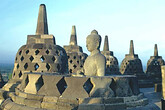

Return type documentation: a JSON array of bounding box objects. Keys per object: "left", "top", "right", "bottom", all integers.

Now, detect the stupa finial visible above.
[
  {"left": 36, "top": 4, "right": 48, "bottom": 35},
  {"left": 154, "top": 44, "right": 158, "bottom": 56},
  {"left": 69, "top": 25, "right": 77, "bottom": 45},
  {"left": 129, "top": 40, "right": 134, "bottom": 55},
  {"left": 103, "top": 35, "right": 109, "bottom": 51}
]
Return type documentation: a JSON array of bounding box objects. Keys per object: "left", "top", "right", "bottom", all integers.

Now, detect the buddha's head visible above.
[{"left": 86, "top": 30, "right": 101, "bottom": 52}]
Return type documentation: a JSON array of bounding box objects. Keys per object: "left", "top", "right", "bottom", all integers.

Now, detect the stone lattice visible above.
[
  {"left": 146, "top": 44, "right": 164, "bottom": 78},
  {"left": 120, "top": 40, "right": 144, "bottom": 75},
  {"left": 63, "top": 26, "right": 87, "bottom": 74},
  {"left": 101, "top": 36, "right": 120, "bottom": 75}
]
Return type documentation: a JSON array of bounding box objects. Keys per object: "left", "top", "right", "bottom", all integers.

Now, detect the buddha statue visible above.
[{"left": 83, "top": 30, "right": 106, "bottom": 76}]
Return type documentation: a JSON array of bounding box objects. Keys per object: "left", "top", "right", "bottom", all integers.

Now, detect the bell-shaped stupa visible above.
[
  {"left": 146, "top": 44, "right": 164, "bottom": 79},
  {"left": 120, "top": 40, "right": 144, "bottom": 75},
  {"left": 2, "top": 4, "right": 68, "bottom": 92},
  {"left": 63, "top": 26, "right": 87, "bottom": 74},
  {"left": 101, "top": 36, "right": 120, "bottom": 75}
]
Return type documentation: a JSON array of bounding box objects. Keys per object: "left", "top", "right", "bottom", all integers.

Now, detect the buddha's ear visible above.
[{"left": 96, "top": 41, "right": 100, "bottom": 50}]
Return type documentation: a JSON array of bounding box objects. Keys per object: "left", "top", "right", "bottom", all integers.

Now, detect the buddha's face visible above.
[{"left": 86, "top": 37, "right": 98, "bottom": 52}]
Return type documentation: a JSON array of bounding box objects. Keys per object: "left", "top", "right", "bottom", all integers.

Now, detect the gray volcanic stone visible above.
[
  {"left": 101, "top": 36, "right": 120, "bottom": 75},
  {"left": 62, "top": 77, "right": 89, "bottom": 99}
]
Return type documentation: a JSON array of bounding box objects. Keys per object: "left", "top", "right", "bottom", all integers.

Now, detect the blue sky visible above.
[{"left": 0, "top": 0, "right": 165, "bottom": 69}]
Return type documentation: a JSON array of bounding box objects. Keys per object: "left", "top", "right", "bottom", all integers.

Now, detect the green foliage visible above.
[{"left": 8, "top": 73, "right": 12, "bottom": 80}]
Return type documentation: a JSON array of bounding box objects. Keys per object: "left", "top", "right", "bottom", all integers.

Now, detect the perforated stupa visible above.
[{"left": 101, "top": 36, "right": 120, "bottom": 75}]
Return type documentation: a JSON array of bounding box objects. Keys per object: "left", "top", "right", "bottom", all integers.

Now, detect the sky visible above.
[{"left": 0, "top": 0, "right": 165, "bottom": 69}]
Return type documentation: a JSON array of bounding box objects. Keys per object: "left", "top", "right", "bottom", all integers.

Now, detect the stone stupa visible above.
[
  {"left": 0, "top": 72, "right": 4, "bottom": 88},
  {"left": 120, "top": 40, "right": 144, "bottom": 75},
  {"left": 101, "top": 36, "right": 120, "bottom": 75},
  {"left": 2, "top": 4, "right": 68, "bottom": 92},
  {"left": 63, "top": 26, "right": 87, "bottom": 75},
  {"left": 146, "top": 44, "right": 164, "bottom": 80}
]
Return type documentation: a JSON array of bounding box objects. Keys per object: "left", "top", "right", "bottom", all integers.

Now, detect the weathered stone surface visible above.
[
  {"left": 114, "top": 77, "right": 133, "bottom": 97},
  {"left": 24, "top": 99, "right": 41, "bottom": 108},
  {"left": 58, "top": 97, "right": 78, "bottom": 105},
  {"left": 62, "top": 77, "right": 89, "bottom": 98},
  {"left": 84, "top": 30, "right": 106, "bottom": 76},
  {"left": 15, "top": 95, "right": 25, "bottom": 105},
  {"left": 105, "top": 103, "right": 126, "bottom": 110},
  {"left": 41, "top": 102, "right": 58, "bottom": 109},
  {"left": 78, "top": 104, "right": 105, "bottom": 110},
  {"left": 90, "top": 77, "right": 114, "bottom": 97},
  {"left": 104, "top": 97, "right": 124, "bottom": 104},
  {"left": 36, "top": 4, "right": 48, "bottom": 35},
  {"left": 154, "top": 83, "right": 162, "bottom": 92},
  {"left": 43, "top": 96, "right": 58, "bottom": 102},
  {"left": 38, "top": 75, "right": 62, "bottom": 96},
  {"left": 79, "top": 97, "right": 103, "bottom": 104},
  {"left": 24, "top": 74, "right": 41, "bottom": 94}
]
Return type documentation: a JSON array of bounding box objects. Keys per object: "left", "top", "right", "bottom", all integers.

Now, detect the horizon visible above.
[{"left": 0, "top": 0, "right": 165, "bottom": 67}]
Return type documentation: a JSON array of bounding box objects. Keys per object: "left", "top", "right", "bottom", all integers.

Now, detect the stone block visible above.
[
  {"left": 19, "top": 90, "right": 28, "bottom": 98},
  {"left": 38, "top": 75, "right": 62, "bottom": 96},
  {"left": 125, "top": 98, "right": 148, "bottom": 107},
  {"left": 58, "top": 97, "right": 78, "bottom": 105},
  {"left": 79, "top": 97, "right": 103, "bottom": 104},
  {"left": 26, "top": 93, "right": 44, "bottom": 101},
  {"left": 154, "top": 83, "right": 162, "bottom": 92},
  {"left": 15, "top": 96, "right": 25, "bottom": 105},
  {"left": 62, "top": 77, "right": 89, "bottom": 99},
  {"left": 78, "top": 104, "right": 105, "bottom": 110},
  {"left": 9, "top": 92, "right": 16, "bottom": 102},
  {"left": 41, "top": 102, "right": 58, "bottom": 109},
  {"left": 90, "top": 77, "right": 114, "bottom": 97},
  {"left": 105, "top": 103, "right": 126, "bottom": 110},
  {"left": 24, "top": 99, "right": 41, "bottom": 108},
  {"left": 104, "top": 97, "right": 124, "bottom": 104},
  {"left": 43, "top": 96, "right": 58, "bottom": 102}
]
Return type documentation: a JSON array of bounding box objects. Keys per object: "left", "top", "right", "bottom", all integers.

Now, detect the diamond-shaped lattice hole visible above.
[
  {"left": 24, "top": 63, "right": 28, "bottom": 70},
  {"left": 73, "top": 56, "right": 76, "bottom": 59},
  {"left": 52, "top": 56, "right": 55, "bottom": 62},
  {"left": 34, "top": 63, "right": 39, "bottom": 70},
  {"left": 17, "top": 64, "right": 19, "bottom": 69},
  {"left": 67, "top": 56, "right": 70, "bottom": 59},
  {"left": 77, "top": 61, "right": 79, "bottom": 64},
  {"left": 40, "top": 56, "right": 45, "bottom": 62},
  {"left": 56, "top": 77, "right": 67, "bottom": 95},
  {"left": 80, "top": 65, "right": 83, "bottom": 68},
  {"left": 73, "top": 65, "right": 77, "bottom": 69},
  {"left": 45, "top": 50, "right": 49, "bottom": 54},
  {"left": 69, "top": 69, "right": 72, "bottom": 73},
  {"left": 15, "top": 57, "right": 17, "bottom": 61},
  {"left": 35, "top": 76, "right": 44, "bottom": 92},
  {"left": 46, "top": 63, "right": 50, "bottom": 71},
  {"left": 35, "top": 50, "right": 40, "bottom": 55},
  {"left": 26, "top": 50, "right": 29, "bottom": 54},
  {"left": 19, "top": 71, "right": 22, "bottom": 78},
  {"left": 19, "top": 50, "right": 22, "bottom": 55},
  {"left": 83, "top": 78, "right": 93, "bottom": 94},
  {"left": 29, "top": 56, "right": 34, "bottom": 62},
  {"left": 70, "top": 60, "right": 73, "bottom": 63},
  {"left": 20, "top": 56, "right": 24, "bottom": 61}
]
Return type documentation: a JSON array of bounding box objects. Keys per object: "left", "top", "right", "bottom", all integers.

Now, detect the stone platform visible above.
[{"left": 0, "top": 73, "right": 148, "bottom": 110}]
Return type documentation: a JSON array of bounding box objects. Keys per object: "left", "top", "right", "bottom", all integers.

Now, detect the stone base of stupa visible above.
[{"left": 0, "top": 73, "right": 150, "bottom": 110}]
